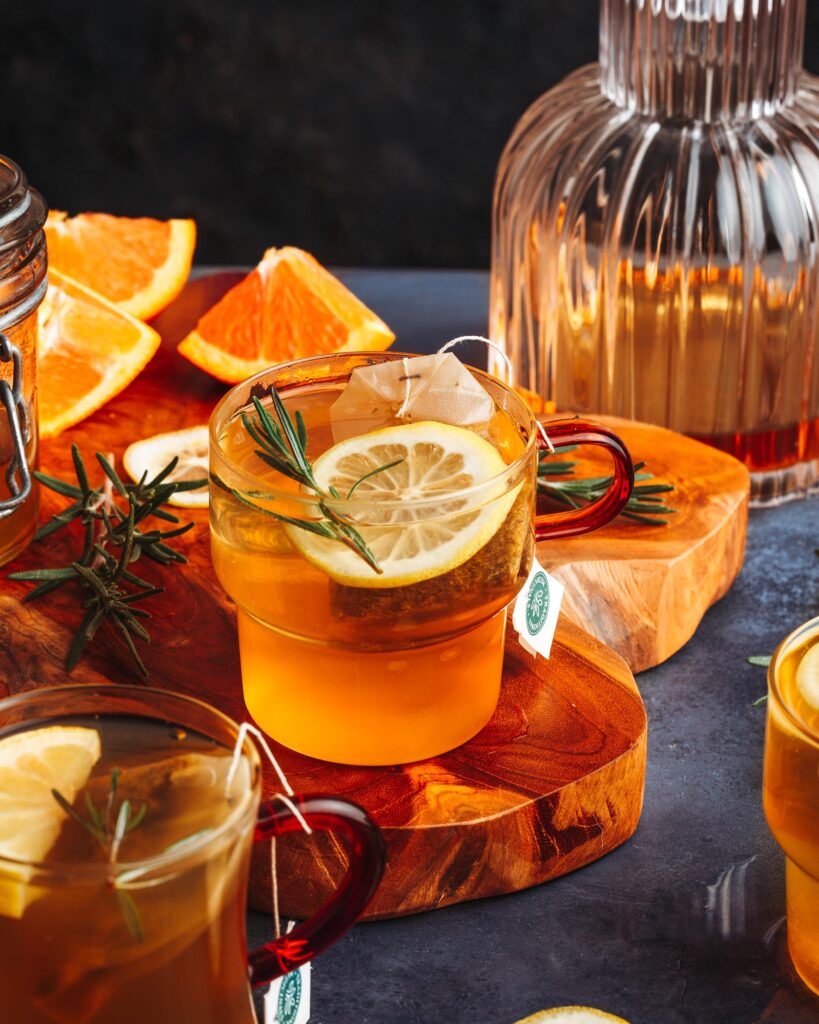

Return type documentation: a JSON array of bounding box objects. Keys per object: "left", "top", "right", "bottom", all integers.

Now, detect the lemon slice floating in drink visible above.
[
  {"left": 0, "top": 726, "right": 101, "bottom": 917},
  {"left": 515, "top": 1009, "right": 631, "bottom": 1023},
  {"left": 795, "top": 641, "right": 819, "bottom": 711},
  {"left": 123, "top": 425, "right": 209, "bottom": 508},
  {"left": 286, "top": 420, "right": 519, "bottom": 588}
]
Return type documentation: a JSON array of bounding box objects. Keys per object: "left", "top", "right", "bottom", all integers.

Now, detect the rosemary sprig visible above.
[
  {"left": 52, "top": 769, "right": 147, "bottom": 942},
  {"left": 8, "top": 446, "right": 206, "bottom": 677},
  {"left": 747, "top": 654, "right": 772, "bottom": 707},
  {"left": 538, "top": 447, "right": 677, "bottom": 526},
  {"left": 234, "top": 385, "right": 402, "bottom": 573}
]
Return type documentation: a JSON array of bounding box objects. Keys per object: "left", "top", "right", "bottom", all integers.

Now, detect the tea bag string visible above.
[
  {"left": 227, "top": 722, "right": 313, "bottom": 941},
  {"left": 437, "top": 335, "right": 514, "bottom": 383}
]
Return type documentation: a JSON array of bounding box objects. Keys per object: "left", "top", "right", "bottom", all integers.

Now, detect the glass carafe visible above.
[{"left": 490, "top": 0, "right": 819, "bottom": 505}]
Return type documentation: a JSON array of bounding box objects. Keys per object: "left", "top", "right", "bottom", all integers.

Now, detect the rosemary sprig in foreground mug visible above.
[
  {"left": 8, "top": 446, "right": 206, "bottom": 677},
  {"left": 52, "top": 767, "right": 147, "bottom": 942}
]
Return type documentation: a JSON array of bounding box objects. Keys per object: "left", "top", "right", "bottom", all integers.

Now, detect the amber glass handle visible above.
[
  {"left": 535, "top": 418, "right": 634, "bottom": 541},
  {"left": 248, "top": 795, "right": 385, "bottom": 986}
]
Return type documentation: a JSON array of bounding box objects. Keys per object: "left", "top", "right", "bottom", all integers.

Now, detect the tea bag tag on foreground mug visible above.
[
  {"left": 264, "top": 922, "right": 312, "bottom": 1024},
  {"left": 512, "top": 555, "right": 564, "bottom": 660}
]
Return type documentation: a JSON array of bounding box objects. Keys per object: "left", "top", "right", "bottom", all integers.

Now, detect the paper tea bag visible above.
[{"left": 330, "top": 352, "right": 495, "bottom": 442}]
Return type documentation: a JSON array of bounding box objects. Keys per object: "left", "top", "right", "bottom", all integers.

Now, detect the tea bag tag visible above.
[
  {"left": 512, "top": 555, "right": 564, "bottom": 659},
  {"left": 264, "top": 922, "right": 312, "bottom": 1024}
]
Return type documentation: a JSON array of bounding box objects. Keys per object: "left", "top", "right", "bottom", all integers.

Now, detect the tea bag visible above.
[{"left": 330, "top": 351, "right": 496, "bottom": 442}]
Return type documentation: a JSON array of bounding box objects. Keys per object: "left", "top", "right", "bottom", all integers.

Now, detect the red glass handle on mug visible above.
[
  {"left": 248, "top": 795, "right": 385, "bottom": 985},
  {"left": 535, "top": 418, "right": 634, "bottom": 541}
]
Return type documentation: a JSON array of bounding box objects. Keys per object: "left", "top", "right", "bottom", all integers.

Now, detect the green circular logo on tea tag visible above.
[
  {"left": 277, "top": 971, "right": 302, "bottom": 1024},
  {"left": 525, "top": 571, "right": 549, "bottom": 635}
]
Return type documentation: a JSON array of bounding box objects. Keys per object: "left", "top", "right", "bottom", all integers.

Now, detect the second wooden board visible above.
[{"left": 537, "top": 415, "right": 749, "bottom": 673}]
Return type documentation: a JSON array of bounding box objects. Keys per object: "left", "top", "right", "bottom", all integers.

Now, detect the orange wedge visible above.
[
  {"left": 38, "top": 269, "right": 162, "bottom": 439},
  {"left": 177, "top": 246, "right": 394, "bottom": 383},
  {"left": 45, "top": 211, "right": 196, "bottom": 320}
]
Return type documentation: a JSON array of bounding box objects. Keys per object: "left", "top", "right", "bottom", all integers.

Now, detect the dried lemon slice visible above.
[
  {"left": 516, "top": 1009, "right": 631, "bottom": 1023},
  {"left": 285, "top": 420, "right": 518, "bottom": 588},
  {"left": 123, "top": 425, "right": 209, "bottom": 508},
  {"left": 0, "top": 726, "right": 101, "bottom": 917}
]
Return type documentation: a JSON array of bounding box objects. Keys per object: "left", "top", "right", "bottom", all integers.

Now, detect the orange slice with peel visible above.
[
  {"left": 45, "top": 211, "right": 196, "bottom": 320},
  {"left": 177, "top": 246, "right": 395, "bottom": 383},
  {"left": 38, "top": 269, "right": 162, "bottom": 439}
]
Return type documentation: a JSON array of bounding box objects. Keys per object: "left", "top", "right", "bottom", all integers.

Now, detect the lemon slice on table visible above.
[
  {"left": 0, "top": 726, "right": 101, "bottom": 917},
  {"left": 123, "top": 425, "right": 210, "bottom": 508},
  {"left": 285, "top": 420, "right": 518, "bottom": 588},
  {"left": 515, "top": 1009, "right": 631, "bottom": 1023}
]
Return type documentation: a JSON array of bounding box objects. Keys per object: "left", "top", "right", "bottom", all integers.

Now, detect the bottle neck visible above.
[{"left": 599, "top": 0, "right": 805, "bottom": 122}]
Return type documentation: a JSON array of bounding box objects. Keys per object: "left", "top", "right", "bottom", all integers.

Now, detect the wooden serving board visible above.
[
  {"left": 0, "top": 271, "right": 649, "bottom": 919},
  {"left": 538, "top": 416, "right": 750, "bottom": 673}
]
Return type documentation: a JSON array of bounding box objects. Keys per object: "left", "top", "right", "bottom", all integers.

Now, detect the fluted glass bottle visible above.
[{"left": 490, "top": 0, "right": 819, "bottom": 505}]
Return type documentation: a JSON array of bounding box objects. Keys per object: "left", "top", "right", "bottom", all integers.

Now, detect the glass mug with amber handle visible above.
[
  {"left": 0, "top": 685, "right": 386, "bottom": 1024},
  {"left": 211, "top": 352, "right": 633, "bottom": 766}
]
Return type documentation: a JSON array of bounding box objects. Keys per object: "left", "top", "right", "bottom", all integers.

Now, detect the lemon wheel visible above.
[
  {"left": 516, "top": 1008, "right": 631, "bottom": 1024},
  {"left": 284, "top": 420, "right": 519, "bottom": 588},
  {"left": 0, "top": 726, "right": 101, "bottom": 917},
  {"left": 123, "top": 425, "right": 210, "bottom": 508}
]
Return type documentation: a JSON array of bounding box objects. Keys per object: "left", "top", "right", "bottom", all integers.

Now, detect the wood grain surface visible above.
[
  {"left": 0, "top": 271, "right": 651, "bottom": 918},
  {"left": 538, "top": 416, "right": 750, "bottom": 673}
]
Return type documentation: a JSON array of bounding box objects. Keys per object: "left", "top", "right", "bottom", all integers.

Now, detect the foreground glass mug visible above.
[
  {"left": 210, "top": 352, "right": 633, "bottom": 765},
  {"left": 0, "top": 685, "right": 385, "bottom": 1024},
  {"left": 763, "top": 616, "right": 819, "bottom": 995}
]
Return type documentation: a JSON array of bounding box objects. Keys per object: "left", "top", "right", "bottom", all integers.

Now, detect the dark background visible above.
[{"left": 6, "top": 1, "right": 819, "bottom": 269}]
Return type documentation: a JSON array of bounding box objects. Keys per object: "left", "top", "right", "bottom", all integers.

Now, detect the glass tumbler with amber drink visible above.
[
  {"left": 0, "top": 685, "right": 384, "bottom": 1024},
  {"left": 764, "top": 615, "right": 819, "bottom": 995},
  {"left": 210, "top": 351, "right": 632, "bottom": 765}
]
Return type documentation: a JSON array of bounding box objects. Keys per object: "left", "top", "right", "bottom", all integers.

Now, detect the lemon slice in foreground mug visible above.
[
  {"left": 0, "top": 726, "right": 101, "bottom": 917},
  {"left": 516, "top": 1009, "right": 631, "bottom": 1023},
  {"left": 285, "top": 420, "right": 518, "bottom": 588},
  {"left": 123, "top": 425, "right": 210, "bottom": 508}
]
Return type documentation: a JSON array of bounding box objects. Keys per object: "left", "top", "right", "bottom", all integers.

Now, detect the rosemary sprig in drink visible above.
[
  {"left": 234, "top": 385, "right": 401, "bottom": 573},
  {"left": 538, "top": 447, "right": 677, "bottom": 526},
  {"left": 52, "top": 768, "right": 148, "bottom": 942},
  {"left": 8, "top": 447, "right": 206, "bottom": 677}
]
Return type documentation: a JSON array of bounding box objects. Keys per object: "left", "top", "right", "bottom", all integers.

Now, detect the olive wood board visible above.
[
  {"left": 538, "top": 414, "right": 750, "bottom": 673},
  {"left": 0, "top": 270, "right": 649, "bottom": 919}
]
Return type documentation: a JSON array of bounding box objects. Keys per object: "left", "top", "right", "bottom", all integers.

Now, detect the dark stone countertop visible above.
[{"left": 247, "top": 268, "right": 819, "bottom": 1024}]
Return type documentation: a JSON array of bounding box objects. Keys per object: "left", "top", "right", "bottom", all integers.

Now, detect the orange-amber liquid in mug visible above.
[
  {"left": 763, "top": 627, "right": 819, "bottom": 995},
  {"left": 0, "top": 715, "right": 256, "bottom": 1024},
  {"left": 211, "top": 385, "right": 533, "bottom": 765}
]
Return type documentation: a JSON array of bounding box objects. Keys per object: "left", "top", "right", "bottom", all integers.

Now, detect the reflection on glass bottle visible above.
[{"left": 490, "top": 0, "right": 819, "bottom": 505}]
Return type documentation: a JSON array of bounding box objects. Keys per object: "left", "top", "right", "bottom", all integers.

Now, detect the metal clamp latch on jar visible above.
[{"left": 0, "top": 330, "right": 31, "bottom": 514}]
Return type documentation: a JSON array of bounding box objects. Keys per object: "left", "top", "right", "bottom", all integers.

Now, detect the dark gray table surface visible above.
[{"left": 245, "top": 269, "right": 819, "bottom": 1024}]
